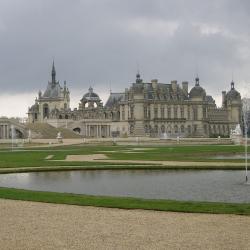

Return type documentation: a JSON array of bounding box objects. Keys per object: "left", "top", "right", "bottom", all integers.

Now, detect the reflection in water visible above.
[{"left": 0, "top": 170, "right": 249, "bottom": 203}]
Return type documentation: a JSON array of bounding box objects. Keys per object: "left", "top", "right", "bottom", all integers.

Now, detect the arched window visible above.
[
  {"left": 167, "top": 125, "right": 171, "bottom": 134},
  {"left": 180, "top": 125, "right": 185, "bottom": 133},
  {"left": 73, "top": 127, "right": 81, "bottom": 134},
  {"left": 161, "top": 125, "right": 165, "bottom": 133},
  {"left": 117, "top": 111, "right": 120, "bottom": 120},
  {"left": 154, "top": 125, "right": 158, "bottom": 133},
  {"left": 174, "top": 125, "right": 178, "bottom": 133},
  {"left": 43, "top": 104, "right": 49, "bottom": 119}
]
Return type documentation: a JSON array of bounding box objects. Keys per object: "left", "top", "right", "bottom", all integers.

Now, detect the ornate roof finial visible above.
[
  {"left": 195, "top": 75, "right": 200, "bottom": 86},
  {"left": 231, "top": 81, "right": 235, "bottom": 90},
  {"left": 89, "top": 86, "right": 93, "bottom": 93}
]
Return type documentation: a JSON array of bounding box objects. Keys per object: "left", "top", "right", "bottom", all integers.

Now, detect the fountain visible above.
[{"left": 28, "top": 129, "right": 32, "bottom": 143}]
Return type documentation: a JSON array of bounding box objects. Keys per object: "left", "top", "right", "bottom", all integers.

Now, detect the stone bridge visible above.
[{"left": 0, "top": 118, "right": 27, "bottom": 139}]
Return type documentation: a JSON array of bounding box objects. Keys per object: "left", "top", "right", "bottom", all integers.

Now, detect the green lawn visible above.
[
  {"left": 0, "top": 187, "right": 249, "bottom": 215},
  {"left": 0, "top": 144, "right": 247, "bottom": 170},
  {"left": 0, "top": 144, "right": 249, "bottom": 215}
]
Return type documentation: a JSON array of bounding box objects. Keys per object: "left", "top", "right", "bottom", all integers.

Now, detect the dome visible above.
[
  {"left": 81, "top": 87, "right": 101, "bottom": 101},
  {"left": 189, "top": 77, "right": 206, "bottom": 98},
  {"left": 189, "top": 85, "right": 206, "bottom": 98},
  {"left": 226, "top": 82, "right": 241, "bottom": 101}
]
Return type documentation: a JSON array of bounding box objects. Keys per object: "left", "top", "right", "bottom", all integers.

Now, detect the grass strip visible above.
[
  {"left": 0, "top": 187, "right": 249, "bottom": 215},
  {"left": 0, "top": 164, "right": 246, "bottom": 174}
]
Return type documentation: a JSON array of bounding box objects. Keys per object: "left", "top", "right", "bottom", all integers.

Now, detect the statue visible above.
[{"left": 56, "top": 131, "right": 63, "bottom": 143}]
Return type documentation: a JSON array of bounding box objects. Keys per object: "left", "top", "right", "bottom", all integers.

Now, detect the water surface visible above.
[{"left": 0, "top": 170, "right": 249, "bottom": 203}]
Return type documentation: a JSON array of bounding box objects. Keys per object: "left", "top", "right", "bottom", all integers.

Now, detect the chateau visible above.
[{"left": 28, "top": 62, "right": 242, "bottom": 138}]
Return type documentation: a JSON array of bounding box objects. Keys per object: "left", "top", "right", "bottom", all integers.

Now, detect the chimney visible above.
[
  {"left": 171, "top": 80, "right": 177, "bottom": 92},
  {"left": 151, "top": 79, "right": 158, "bottom": 89},
  {"left": 182, "top": 81, "right": 188, "bottom": 95}
]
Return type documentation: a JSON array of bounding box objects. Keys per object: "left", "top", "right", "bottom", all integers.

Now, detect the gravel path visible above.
[
  {"left": 1, "top": 199, "right": 250, "bottom": 250},
  {"left": 64, "top": 154, "right": 246, "bottom": 167}
]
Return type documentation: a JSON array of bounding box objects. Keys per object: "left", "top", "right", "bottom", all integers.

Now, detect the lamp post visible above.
[
  {"left": 244, "top": 116, "right": 248, "bottom": 183},
  {"left": 242, "top": 98, "right": 249, "bottom": 183}
]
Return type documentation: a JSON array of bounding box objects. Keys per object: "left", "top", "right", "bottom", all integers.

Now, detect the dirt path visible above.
[
  {"left": 0, "top": 199, "right": 249, "bottom": 250},
  {"left": 64, "top": 154, "right": 246, "bottom": 167}
]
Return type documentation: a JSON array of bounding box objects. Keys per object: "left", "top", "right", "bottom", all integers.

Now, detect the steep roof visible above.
[{"left": 105, "top": 93, "right": 125, "bottom": 108}]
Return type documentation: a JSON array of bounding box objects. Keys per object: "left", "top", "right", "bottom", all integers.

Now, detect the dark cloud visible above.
[{"left": 0, "top": 0, "right": 249, "bottom": 107}]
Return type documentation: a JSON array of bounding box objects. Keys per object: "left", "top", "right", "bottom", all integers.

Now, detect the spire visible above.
[
  {"left": 52, "top": 60, "right": 56, "bottom": 84},
  {"left": 195, "top": 75, "right": 200, "bottom": 86}
]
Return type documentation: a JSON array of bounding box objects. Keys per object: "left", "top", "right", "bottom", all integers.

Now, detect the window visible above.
[
  {"left": 167, "top": 107, "right": 171, "bottom": 118},
  {"left": 180, "top": 125, "right": 185, "bottom": 133},
  {"left": 194, "top": 125, "right": 197, "bottom": 132},
  {"left": 203, "top": 107, "right": 206, "bottom": 119},
  {"left": 161, "top": 125, "right": 165, "bottom": 133},
  {"left": 174, "top": 106, "right": 178, "bottom": 119},
  {"left": 144, "top": 107, "right": 147, "bottom": 118},
  {"left": 204, "top": 124, "right": 207, "bottom": 133},
  {"left": 43, "top": 103, "right": 49, "bottom": 119},
  {"left": 193, "top": 107, "right": 198, "bottom": 120},
  {"left": 161, "top": 107, "right": 164, "bottom": 118},
  {"left": 122, "top": 106, "right": 125, "bottom": 120},
  {"left": 130, "top": 106, "right": 134, "bottom": 119},
  {"left": 167, "top": 125, "right": 171, "bottom": 134},
  {"left": 174, "top": 125, "right": 178, "bottom": 133},
  {"left": 180, "top": 106, "right": 184, "bottom": 119},
  {"left": 154, "top": 107, "right": 158, "bottom": 118},
  {"left": 154, "top": 125, "right": 158, "bottom": 133},
  {"left": 187, "top": 106, "right": 190, "bottom": 120}
]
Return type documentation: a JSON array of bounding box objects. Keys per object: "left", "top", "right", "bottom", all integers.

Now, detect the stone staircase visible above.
[{"left": 133, "top": 121, "right": 145, "bottom": 136}]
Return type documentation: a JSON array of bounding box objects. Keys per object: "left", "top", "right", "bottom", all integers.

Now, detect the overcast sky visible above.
[{"left": 0, "top": 0, "right": 250, "bottom": 117}]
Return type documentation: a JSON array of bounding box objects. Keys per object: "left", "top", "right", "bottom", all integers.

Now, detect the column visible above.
[
  {"left": 6, "top": 125, "right": 9, "bottom": 139},
  {"left": 2, "top": 125, "right": 4, "bottom": 139},
  {"left": 85, "top": 125, "right": 87, "bottom": 137}
]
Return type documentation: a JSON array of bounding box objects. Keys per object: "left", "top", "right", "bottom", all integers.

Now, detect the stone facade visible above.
[{"left": 28, "top": 63, "right": 242, "bottom": 138}]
